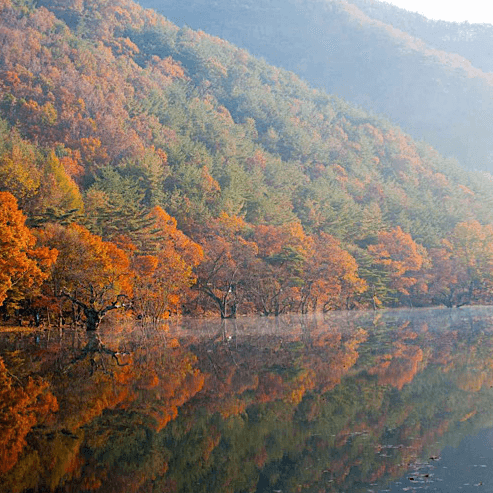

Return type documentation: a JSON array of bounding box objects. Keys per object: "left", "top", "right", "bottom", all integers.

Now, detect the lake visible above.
[{"left": 2, "top": 306, "right": 493, "bottom": 492}]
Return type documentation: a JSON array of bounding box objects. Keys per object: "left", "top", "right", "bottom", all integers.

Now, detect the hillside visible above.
[
  {"left": 1, "top": 0, "right": 493, "bottom": 321},
  {"left": 138, "top": 0, "right": 493, "bottom": 173},
  {"left": 351, "top": 0, "right": 493, "bottom": 73}
]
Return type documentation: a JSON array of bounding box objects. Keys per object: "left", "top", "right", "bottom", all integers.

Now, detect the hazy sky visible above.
[{"left": 384, "top": 0, "right": 493, "bottom": 24}]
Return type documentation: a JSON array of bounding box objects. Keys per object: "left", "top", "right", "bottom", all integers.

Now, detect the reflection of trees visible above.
[
  {"left": 157, "top": 312, "right": 493, "bottom": 493},
  {"left": 0, "top": 357, "right": 58, "bottom": 476},
  {"left": 0, "top": 328, "right": 205, "bottom": 492},
  {"left": 185, "top": 317, "right": 367, "bottom": 419},
  {"left": 66, "top": 331, "right": 131, "bottom": 375},
  {"left": 368, "top": 339, "right": 424, "bottom": 390},
  {"left": 5, "top": 310, "right": 493, "bottom": 491}
]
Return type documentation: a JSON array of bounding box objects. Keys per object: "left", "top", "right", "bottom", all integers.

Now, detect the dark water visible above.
[{"left": 2, "top": 306, "right": 493, "bottom": 492}]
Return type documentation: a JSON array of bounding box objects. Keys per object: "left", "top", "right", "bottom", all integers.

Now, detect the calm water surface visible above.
[{"left": 2, "top": 306, "right": 493, "bottom": 492}]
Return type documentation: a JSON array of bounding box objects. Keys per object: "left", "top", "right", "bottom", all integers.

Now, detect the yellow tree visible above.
[
  {"left": 0, "top": 139, "right": 41, "bottom": 213},
  {"left": 39, "top": 151, "right": 84, "bottom": 214},
  {"left": 0, "top": 192, "right": 56, "bottom": 308}
]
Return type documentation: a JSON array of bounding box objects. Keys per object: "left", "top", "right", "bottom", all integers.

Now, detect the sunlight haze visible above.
[{"left": 383, "top": 0, "right": 493, "bottom": 24}]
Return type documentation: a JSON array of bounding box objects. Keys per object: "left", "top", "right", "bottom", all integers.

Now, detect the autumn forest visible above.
[{"left": 2, "top": 0, "right": 493, "bottom": 331}]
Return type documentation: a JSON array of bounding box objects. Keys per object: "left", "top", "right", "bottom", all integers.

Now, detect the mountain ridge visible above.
[{"left": 137, "top": 0, "right": 493, "bottom": 172}]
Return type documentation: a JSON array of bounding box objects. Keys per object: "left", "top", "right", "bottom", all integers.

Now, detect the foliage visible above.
[
  {"left": 0, "top": 192, "right": 56, "bottom": 308},
  {"left": 1, "top": 0, "right": 493, "bottom": 318},
  {"left": 0, "top": 356, "right": 58, "bottom": 476}
]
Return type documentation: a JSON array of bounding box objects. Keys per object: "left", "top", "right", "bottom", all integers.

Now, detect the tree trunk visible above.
[
  {"left": 85, "top": 308, "right": 102, "bottom": 331},
  {"left": 61, "top": 292, "right": 123, "bottom": 331}
]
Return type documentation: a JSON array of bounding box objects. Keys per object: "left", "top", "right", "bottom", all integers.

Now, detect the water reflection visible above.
[{"left": 2, "top": 307, "right": 493, "bottom": 492}]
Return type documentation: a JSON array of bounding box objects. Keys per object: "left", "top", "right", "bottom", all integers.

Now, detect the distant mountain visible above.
[
  {"left": 138, "top": 0, "right": 493, "bottom": 172},
  {"left": 351, "top": 0, "right": 493, "bottom": 73}
]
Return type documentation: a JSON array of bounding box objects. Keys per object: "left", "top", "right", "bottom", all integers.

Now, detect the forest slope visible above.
[
  {"left": 139, "top": 0, "right": 493, "bottom": 173},
  {"left": 1, "top": 0, "right": 493, "bottom": 320},
  {"left": 351, "top": 0, "right": 493, "bottom": 73}
]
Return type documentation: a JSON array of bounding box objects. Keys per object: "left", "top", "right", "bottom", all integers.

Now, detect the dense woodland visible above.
[
  {"left": 140, "top": 0, "right": 493, "bottom": 173},
  {"left": 2, "top": 0, "right": 493, "bottom": 328}
]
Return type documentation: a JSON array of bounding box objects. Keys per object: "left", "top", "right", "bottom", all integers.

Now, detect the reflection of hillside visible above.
[
  {"left": 3, "top": 308, "right": 493, "bottom": 491},
  {"left": 0, "top": 329, "right": 205, "bottom": 492}
]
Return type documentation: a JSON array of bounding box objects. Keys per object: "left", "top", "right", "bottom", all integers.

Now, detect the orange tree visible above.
[
  {"left": 428, "top": 221, "right": 493, "bottom": 307},
  {"left": 300, "top": 232, "right": 367, "bottom": 313},
  {"left": 367, "top": 226, "right": 426, "bottom": 305},
  {"left": 0, "top": 192, "right": 56, "bottom": 311},
  {"left": 131, "top": 206, "right": 203, "bottom": 323},
  {"left": 194, "top": 213, "right": 258, "bottom": 318},
  {"left": 248, "top": 222, "right": 310, "bottom": 315},
  {"left": 37, "top": 223, "right": 132, "bottom": 330},
  {"left": 0, "top": 357, "right": 58, "bottom": 476}
]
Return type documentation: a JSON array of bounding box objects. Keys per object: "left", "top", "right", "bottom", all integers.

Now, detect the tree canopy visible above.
[{"left": 1, "top": 0, "right": 493, "bottom": 321}]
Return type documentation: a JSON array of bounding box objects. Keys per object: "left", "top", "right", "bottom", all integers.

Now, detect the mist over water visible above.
[{"left": 3, "top": 306, "right": 493, "bottom": 492}]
